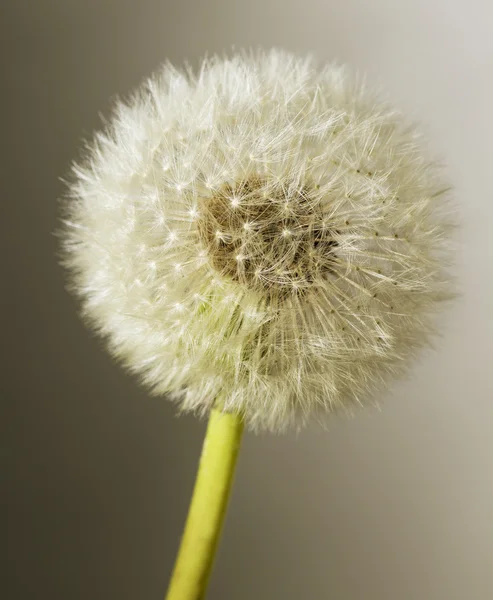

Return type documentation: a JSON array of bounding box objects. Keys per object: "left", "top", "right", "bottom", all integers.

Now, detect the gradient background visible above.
[{"left": 4, "top": 1, "right": 493, "bottom": 598}]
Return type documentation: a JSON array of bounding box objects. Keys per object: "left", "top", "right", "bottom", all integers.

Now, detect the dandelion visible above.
[{"left": 60, "top": 49, "right": 454, "bottom": 600}]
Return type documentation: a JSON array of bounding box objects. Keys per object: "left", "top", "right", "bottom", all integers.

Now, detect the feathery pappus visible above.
[{"left": 61, "top": 49, "right": 454, "bottom": 432}]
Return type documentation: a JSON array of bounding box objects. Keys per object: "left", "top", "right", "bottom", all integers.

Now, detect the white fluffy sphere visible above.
[{"left": 62, "top": 50, "right": 453, "bottom": 432}]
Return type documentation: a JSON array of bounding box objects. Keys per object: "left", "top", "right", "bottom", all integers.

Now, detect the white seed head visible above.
[{"left": 61, "top": 49, "right": 454, "bottom": 432}]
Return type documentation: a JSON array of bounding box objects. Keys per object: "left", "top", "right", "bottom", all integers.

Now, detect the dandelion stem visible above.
[{"left": 165, "top": 407, "right": 244, "bottom": 600}]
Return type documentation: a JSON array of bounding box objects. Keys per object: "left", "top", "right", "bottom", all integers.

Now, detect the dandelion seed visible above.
[{"left": 61, "top": 49, "right": 454, "bottom": 433}]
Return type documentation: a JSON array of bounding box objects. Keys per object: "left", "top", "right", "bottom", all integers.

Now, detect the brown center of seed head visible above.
[{"left": 197, "top": 177, "right": 338, "bottom": 296}]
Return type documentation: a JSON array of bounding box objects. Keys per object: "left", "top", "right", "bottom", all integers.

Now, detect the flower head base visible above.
[
  {"left": 197, "top": 177, "right": 339, "bottom": 297},
  {"left": 62, "top": 50, "right": 453, "bottom": 432}
]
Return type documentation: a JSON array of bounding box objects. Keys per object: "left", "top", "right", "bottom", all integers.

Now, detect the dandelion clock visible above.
[{"left": 61, "top": 50, "right": 454, "bottom": 599}]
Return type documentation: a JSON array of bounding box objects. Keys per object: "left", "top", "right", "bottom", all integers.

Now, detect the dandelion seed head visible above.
[{"left": 61, "top": 49, "right": 454, "bottom": 432}]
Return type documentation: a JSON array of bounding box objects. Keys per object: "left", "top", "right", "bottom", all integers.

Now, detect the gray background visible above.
[{"left": 3, "top": 1, "right": 493, "bottom": 599}]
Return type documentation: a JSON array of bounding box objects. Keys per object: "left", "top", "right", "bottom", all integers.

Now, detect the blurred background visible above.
[{"left": 3, "top": 1, "right": 493, "bottom": 598}]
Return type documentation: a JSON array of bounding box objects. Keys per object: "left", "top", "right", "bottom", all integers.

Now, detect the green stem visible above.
[{"left": 165, "top": 408, "right": 244, "bottom": 600}]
